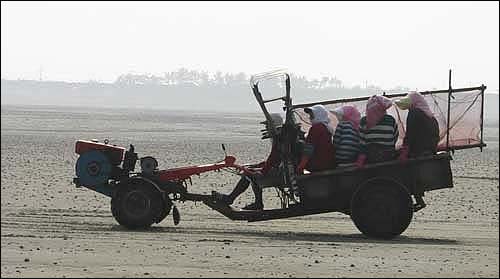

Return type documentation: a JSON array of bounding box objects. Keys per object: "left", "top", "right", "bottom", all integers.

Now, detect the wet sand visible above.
[{"left": 1, "top": 105, "right": 498, "bottom": 277}]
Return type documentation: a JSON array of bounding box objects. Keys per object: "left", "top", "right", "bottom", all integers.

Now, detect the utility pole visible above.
[{"left": 39, "top": 66, "right": 43, "bottom": 81}]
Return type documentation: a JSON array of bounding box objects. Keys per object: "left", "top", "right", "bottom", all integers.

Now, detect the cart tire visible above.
[
  {"left": 350, "top": 177, "right": 413, "bottom": 239},
  {"left": 111, "top": 179, "right": 166, "bottom": 229}
]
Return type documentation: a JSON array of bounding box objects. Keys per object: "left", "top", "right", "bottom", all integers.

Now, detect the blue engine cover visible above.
[{"left": 76, "top": 150, "right": 112, "bottom": 187}]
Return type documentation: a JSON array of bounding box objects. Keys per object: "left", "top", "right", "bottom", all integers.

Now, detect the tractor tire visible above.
[
  {"left": 111, "top": 179, "right": 166, "bottom": 229},
  {"left": 156, "top": 198, "right": 173, "bottom": 224},
  {"left": 350, "top": 177, "right": 413, "bottom": 239}
]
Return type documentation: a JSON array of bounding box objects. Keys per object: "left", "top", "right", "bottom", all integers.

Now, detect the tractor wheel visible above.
[
  {"left": 111, "top": 179, "right": 166, "bottom": 229},
  {"left": 350, "top": 178, "right": 413, "bottom": 239},
  {"left": 156, "top": 198, "right": 173, "bottom": 224}
]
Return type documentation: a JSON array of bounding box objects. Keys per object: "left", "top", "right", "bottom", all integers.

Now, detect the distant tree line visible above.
[
  {"left": 6, "top": 68, "right": 468, "bottom": 113},
  {"left": 112, "top": 68, "right": 411, "bottom": 94}
]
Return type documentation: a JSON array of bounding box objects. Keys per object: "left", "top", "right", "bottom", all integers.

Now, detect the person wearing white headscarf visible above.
[
  {"left": 305, "top": 104, "right": 335, "bottom": 134},
  {"left": 296, "top": 104, "right": 336, "bottom": 173}
]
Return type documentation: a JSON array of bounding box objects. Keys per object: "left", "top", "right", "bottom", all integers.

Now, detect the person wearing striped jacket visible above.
[
  {"left": 355, "top": 95, "right": 399, "bottom": 168},
  {"left": 331, "top": 106, "right": 361, "bottom": 166}
]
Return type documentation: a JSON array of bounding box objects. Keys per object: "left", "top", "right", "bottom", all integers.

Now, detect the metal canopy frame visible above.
[
  {"left": 249, "top": 69, "right": 291, "bottom": 138},
  {"left": 249, "top": 70, "right": 298, "bottom": 207},
  {"left": 288, "top": 71, "right": 486, "bottom": 153}
]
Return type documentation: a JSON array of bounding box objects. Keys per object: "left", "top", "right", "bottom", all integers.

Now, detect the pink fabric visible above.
[
  {"left": 366, "top": 95, "right": 393, "bottom": 129},
  {"left": 342, "top": 106, "right": 361, "bottom": 131},
  {"left": 408, "top": 92, "right": 434, "bottom": 119}
]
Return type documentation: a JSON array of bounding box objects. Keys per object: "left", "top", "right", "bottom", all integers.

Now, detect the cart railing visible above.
[{"left": 289, "top": 72, "right": 486, "bottom": 153}]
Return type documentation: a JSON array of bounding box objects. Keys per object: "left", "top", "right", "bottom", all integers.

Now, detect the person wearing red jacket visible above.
[
  {"left": 296, "top": 104, "right": 336, "bottom": 173},
  {"left": 212, "top": 113, "right": 283, "bottom": 210}
]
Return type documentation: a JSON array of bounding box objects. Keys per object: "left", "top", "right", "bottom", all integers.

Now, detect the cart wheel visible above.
[
  {"left": 350, "top": 178, "right": 413, "bottom": 239},
  {"left": 111, "top": 178, "right": 166, "bottom": 229}
]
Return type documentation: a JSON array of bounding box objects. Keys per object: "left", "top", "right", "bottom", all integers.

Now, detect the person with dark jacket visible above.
[
  {"left": 395, "top": 92, "right": 440, "bottom": 158},
  {"left": 395, "top": 91, "right": 440, "bottom": 211},
  {"left": 212, "top": 113, "right": 283, "bottom": 211}
]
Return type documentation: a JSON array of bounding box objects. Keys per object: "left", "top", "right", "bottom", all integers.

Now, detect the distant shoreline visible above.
[
  {"left": 0, "top": 103, "right": 264, "bottom": 116},
  {"left": 3, "top": 77, "right": 498, "bottom": 119},
  {"left": 2, "top": 103, "right": 498, "bottom": 127}
]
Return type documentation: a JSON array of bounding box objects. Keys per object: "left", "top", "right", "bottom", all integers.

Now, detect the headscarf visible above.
[
  {"left": 409, "top": 92, "right": 434, "bottom": 118},
  {"left": 365, "top": 95, "right": 393, "bottom": 129},
  {"left": 331, "top": 105, "right": 361, "bottom": 131},
  {"left": 305, "top": 104, "right": 335, "bottom": 135},
  {"left": 395, "top": 92, "right": 434, "bottom": 118}
]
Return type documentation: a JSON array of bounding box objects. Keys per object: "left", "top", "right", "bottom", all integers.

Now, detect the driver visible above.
[{"left": 212, "top": 113, "right": 284, "bottom": 210}]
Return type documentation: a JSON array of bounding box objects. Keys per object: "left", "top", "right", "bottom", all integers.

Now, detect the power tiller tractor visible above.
[{"left": 73, "top": 139, "right": 261, "bottom": 228}]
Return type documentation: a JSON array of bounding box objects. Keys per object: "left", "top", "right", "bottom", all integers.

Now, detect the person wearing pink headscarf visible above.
[
  {"left": 395, "top": 92, "right": 439, "bottom": 159},
  {"left": 331, "top": 106, "right": 361, "bottom": 165},
  {"left": 395, "top": 92, "right": 440, "bottom": 211},
  {"left": 355, "top": 95, "right": 399, "bottom": 168}
]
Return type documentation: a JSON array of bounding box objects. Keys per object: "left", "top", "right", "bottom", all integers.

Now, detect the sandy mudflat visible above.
[{"left": 1, "top": 105, "right": 498, "bottom": 278}]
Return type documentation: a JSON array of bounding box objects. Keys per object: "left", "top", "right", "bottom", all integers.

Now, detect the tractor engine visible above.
[{"left": 74, "top": 139, "right": 137, "bottom": 190}]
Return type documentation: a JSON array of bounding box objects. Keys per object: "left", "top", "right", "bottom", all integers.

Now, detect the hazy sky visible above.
[{"left": 2, "top": 1, "right": 499, "bottom": 91}]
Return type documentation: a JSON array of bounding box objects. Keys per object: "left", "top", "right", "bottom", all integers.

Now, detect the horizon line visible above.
[{"left": 2, "top": 76, "right": 497, "bottom": 94}]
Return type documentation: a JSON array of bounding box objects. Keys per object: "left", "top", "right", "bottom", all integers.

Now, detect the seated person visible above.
[
  {"left": 395, "top": 92, "right": 440, "bottom": 158},
  {"left": 356, "top": 95, "right": 399, "bottom": 167},
  {"left": 331, "top": 105, "right": 361, "bottom": 166},
  {"left": 296, "top": 104, "right": 336, "bottom": 173},
  {"left": 212, "top": 113, "right": 284, "bottom": 211},
  {"left": 395, "top": 92, "right": 440, "bottom": 211}
]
